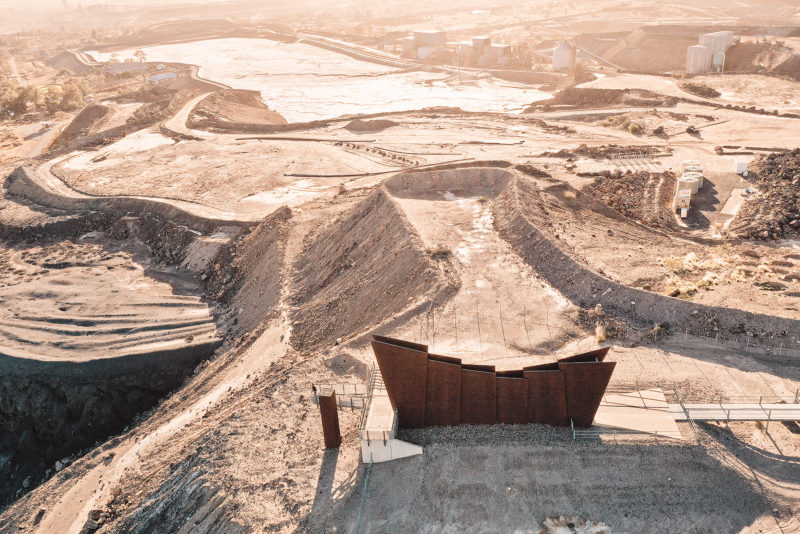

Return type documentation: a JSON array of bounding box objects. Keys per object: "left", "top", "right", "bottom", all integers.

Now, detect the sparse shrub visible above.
[
  {"left": 427, "top": 245, "right": 451, "bottom": 261},
  {"left": 628, "top": 123, "right": 642, "bottom": 135},
  {"left": 564, "top": 190, "right": 577, "bottom": 200}
]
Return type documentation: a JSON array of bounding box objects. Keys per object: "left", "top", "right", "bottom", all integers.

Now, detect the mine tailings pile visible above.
[
  {"left": 583, "top": 170, "right": 678, "bottom": 230},
  {"left": 0, "top": 208, "right": 260, "bottom": 506},
  {"left": 290, "top": 187, "right": 457, "bottom": 352},
  {"left": 731, "top": 149, "right": 800, "bottom": 240}
]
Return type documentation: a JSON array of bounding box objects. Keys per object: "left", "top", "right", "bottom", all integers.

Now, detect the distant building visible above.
[
  {"left": 412, "top": 30, "right": 447, "bottom": 48},
  {"left": 686, "top": 45, "right": 712, "bottom": 74},
  {"left": 552, "top": 42, "right": 573, "bottom": 71},
  {"left": 455, "top": 36, "right": 513, "bottom": 67},
  {"left": 686, "top": 31, "right": 734, "bottom": 73},
  {"left": 400, "top": 30, "right": 448, "bottom": 60},
  {"left": 147, "top": 72, "right": 177, "bottom": 84}
]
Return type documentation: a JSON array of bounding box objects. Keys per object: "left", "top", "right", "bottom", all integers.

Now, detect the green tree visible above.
[
  {"left": 6, "top": 85, "right": 37, "bottom": 114},
  {"left": 60, "top": 80, "right": 84, "bottom": 110}
]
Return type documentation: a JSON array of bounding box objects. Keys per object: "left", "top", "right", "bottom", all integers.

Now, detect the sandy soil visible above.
[
  {"left": 50, "top": 129, "right": 400, "bottom": 215},
  {"left": 0, "top": 235, "right": 218, "bottom": 361},
  {"left": 3, "top": 21, "right": 800, "bottom": 534}
]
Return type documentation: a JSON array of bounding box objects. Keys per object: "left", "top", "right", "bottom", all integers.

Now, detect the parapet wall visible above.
[{"left": 372, "top": 336, "right": 614, "bottom": 429}]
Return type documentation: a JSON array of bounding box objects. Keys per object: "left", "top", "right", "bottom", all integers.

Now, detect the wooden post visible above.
[{"left": 319, "top": 392, "right": 342, "bottom": 449}]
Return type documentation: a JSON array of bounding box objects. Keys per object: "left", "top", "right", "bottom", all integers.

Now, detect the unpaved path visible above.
[
  {"left": 28, "top": 154, "right": 257, "bottom": 223},
  {"left": 34, "top": 318, "right": 289, "bottom": 534},
  {"left": 162, "top": 92, "right": 215, "bottom": 139}
]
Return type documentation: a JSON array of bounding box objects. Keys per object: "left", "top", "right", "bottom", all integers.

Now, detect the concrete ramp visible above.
[
  {"left": 593, "top": 388, "right": 683, "bottom": 439},
  {"left": 359, "top": 369, "right": 422, "bottom": 463}
]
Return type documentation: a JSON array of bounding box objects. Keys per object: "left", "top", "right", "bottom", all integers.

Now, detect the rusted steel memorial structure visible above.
[{"left": 371, "top": 335, "right": 615, "bottom": 429}]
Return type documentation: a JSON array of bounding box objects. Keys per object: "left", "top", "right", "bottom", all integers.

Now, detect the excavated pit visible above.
[{"left": 0, "top": 209, "right": 240, "bottom": 506}]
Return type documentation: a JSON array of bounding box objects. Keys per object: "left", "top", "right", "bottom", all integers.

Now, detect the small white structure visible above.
[
  {"left": 687, "top": 31, "right": 734, "bottom": 73},
  {"left": 401, "top": 37, "right": 415, "bottom": 56},
  {"left": 413, "top": 30, "right": 447, "bottom": 48},
  {"left": 678, "top": 175, "right": 701, "bottom": 194},
  {"left": 735, "top": 158, "right": 749, "bottom": 176},
  {"left": 711, "top": 51, "right": 726, "bottom": 71},
  {"left": 676, "top": 188, "right": 692, "bottom": 213},
  {"left": 472, "top": 36, "right": 491, "bottom": 49},
  {"left": 553, "top": 42, "right": 573, "bottom": 71},
  {"left": 682, "top": 160, "right": 702, "bottom": 173},
  {"left": 686, "top": 45, "right": 712, "bottom": 74},
  {"left": 683, "top": 170, "right": 704, "bottom": 188},
  {"left": 700, "top": 31, "right": 734, "bottom": 56}
]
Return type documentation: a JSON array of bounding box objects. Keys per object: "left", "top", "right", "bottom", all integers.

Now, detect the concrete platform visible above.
[
  {"left": 593, "top": 388, "right": 683, "bottom": 439},
  {"left": 359, "top": 375, "right": 422, "bottom": 463}
]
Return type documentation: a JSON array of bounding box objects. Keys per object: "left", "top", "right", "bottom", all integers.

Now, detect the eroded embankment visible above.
[
  {"left": 49, "top": 104, "right": 111, "bottom": 150},
  {"left": 493, "top": 173, "right": 800, "bottom": 346},
  {"left": 6, "top": 165, "right": 249, "bottom": 234},
  {"left": 0, "top": 205, "right": 250, "bottom": 506},
  {"left": 290, "top": 187, "right": 456, "bottom": 351},
  {"left": 203, "top": 206, "right": 291, "bottom": 337}
]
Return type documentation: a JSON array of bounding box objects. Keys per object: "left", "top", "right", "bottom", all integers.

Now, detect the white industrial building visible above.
[
  {"left": 401, "top": 30, "right": 448, "bottom": 60},
  {"left": 686, "top": 45, "right": 712, "bottom": 73},
  {"left": 686, "top": 31, "right": 734, "bottom": 74},
  {"left": 455, "top": 36, "right": 513, "bottom": 67},
  {"left": 552, "top": 42, "right": 573, "bottom": 71}
]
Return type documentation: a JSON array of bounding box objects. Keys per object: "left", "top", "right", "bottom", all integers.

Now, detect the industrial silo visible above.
[{"left": 553, "top": 42, "right": 572, "bottom": 71}]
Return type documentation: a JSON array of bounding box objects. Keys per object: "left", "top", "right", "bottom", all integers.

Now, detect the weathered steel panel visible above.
[
  {"left": 523, "top": 362, "right": 559, "bottom": 371},
  {"left": 523, "top": 370, "right": 568, "bottom": 426},
  {"left": 372, "top": 339, "right": 428, "bottom": 428},
  {"left": 460, "top": 367, "right": 497, "bottom": 425},
  {"left": 560, "top": 361, "right": 616, "bottom": 428},
  {"left": 425, "top": 356, "right": 462, "bottom": 426},
  {"left": 496, "top": 375, "right": 528, "bottom": 424},
  {"left": 319, "top": 392, "right": 341, "bottom": 448},
  {"left": 557, "top": 346, "right": 610, "bottom": 363},
  {"left": 372, "top": 334, "right": 428, "bottom": 353}
]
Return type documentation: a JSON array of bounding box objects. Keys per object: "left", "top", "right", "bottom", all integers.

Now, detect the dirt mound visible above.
[
  {"left": 189, "top": 89, "right": 287, "bottom": 127},
  {"left": 343, "top": 119, "right": 398, "bottom": 132},
  {"left": 724, "top": 42, "right": 798, "bottom": 78},
  {"left": 679, "top": 82, "right": 721, "bottom": 98},
  {"left": 583, "top": 170, "right": 678, "bottom": 230},
  {"left": 596, "top": 27, "right": 698, "bottom": 72},
  {"left": 290, "top": 188, "right": 453, "bottom": 351},
  {"left": 530, "top": 88, "right": 674, "bottom": 110},
  {"left": 203, "top": 207, "right": 291, "bottom": 336},
  {"left": 731, "top": 149, "right": 800, "bottom": 240},
  {"left": 50, "top": 104, "right": 110, "bottom": 149},
  {"left": 45, "top": 51, "right": 92, "bottom": 74}
]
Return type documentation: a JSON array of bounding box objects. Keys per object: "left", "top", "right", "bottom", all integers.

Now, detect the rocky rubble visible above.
[
  {"left": 583, "top": 170, "right": 677, "bottom": 229},
  {"left": 736, "top": 149, "right": 800, "bottom": 240}
]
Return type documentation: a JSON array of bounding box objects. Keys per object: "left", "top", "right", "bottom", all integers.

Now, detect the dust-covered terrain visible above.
[{"left": 1, "top": 1, "right": 800, "bottom": 533}]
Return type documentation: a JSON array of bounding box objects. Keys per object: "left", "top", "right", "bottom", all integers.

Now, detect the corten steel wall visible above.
[
  {"left": 523, "top": 370, "right": 568, "bottom": 426},
  {"left": 460, "top": 366, "right": 497, "bottom": 425},
  {"left": 319, "top": 392, "right": 342, "bottom": 448},
  {"left": 496, "top": 373, "right": 528, "bottom": 424},
  {"left": 557, "top": 347, "right": 609, "bottom": 363},
  {"left": 560, "top": 361, "right": 616, "bottom": 427},
  {"left": 372, "top": 336, "right": 614, "bottom": 430},
  {"left": 372, "top": 339, "right": 428, "bottom": 428},
  {"left": 425, "top": 355, "right": 462, "bottom": 426}
]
